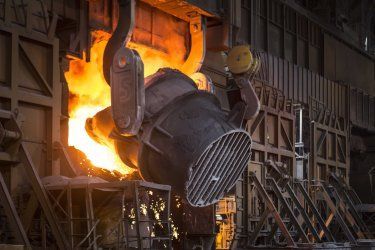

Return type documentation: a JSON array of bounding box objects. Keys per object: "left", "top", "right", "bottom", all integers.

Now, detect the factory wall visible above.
[
  {"left": 0, "top": 22, "right": 61, "bottom": 180},
  {"left": 324, "top": 34, "right": 375, "bottom": 95},
  {"left": 237, "top": 0, "right": 375, "bottom": 133}
]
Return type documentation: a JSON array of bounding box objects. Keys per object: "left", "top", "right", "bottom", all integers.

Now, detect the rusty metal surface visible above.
[
  {"left": 246, "top": 171, "right": 295, "bottom": 247},
  {"left": 234, "top": 83, "right": 296, "bottom": 248},
  {"left": 329, "top": 173, "right": 373, "bottom": 239},
  {"left": 309, "top": 98, "right": 349, "bottom": 182},
  {"left": 318, "top": 184, "right": 357, "bottom": 244},
  {"left": 140, "top": 0, "right": 217, "bottom": 22},
  {"left": 248, "top": 82, "right": 295, "bottom": 176}
]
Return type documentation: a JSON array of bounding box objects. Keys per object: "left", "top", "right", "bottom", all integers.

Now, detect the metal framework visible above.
[
  {"left": 233, "top": 160, "right": 375, "bottom": 249},
  {"left": 233, "top": 83, "right": 297, "bottom": 248},
  {"left": 0, "top": 110, "right": 68, "bottom": 249},
  {"left": 42, "top": 178, "right": 172, "bottom": 249},
  {"left": 0, "top": 109, "right": 173, "bottom": 249},
  {"left": 308, "top": 178, "right": 374, "bottom": 245},
  {"left": 249, "top": 81, "right": 295, "bottom": 175},
  {"left": 0, "top": 1, "right": 374, "bottom": 249},
  {"left": 216, "top": 196, "right": 236, "bottom": 249},
  {"left": 309, "top": 97, "right": 349, "bottom": 183}
]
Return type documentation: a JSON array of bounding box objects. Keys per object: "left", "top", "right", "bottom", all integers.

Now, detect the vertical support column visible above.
[
  {"left": 345, "top": 117, "right": 350, "bottom": 183},
  {"left": 266, "top": 0, "right": 269, "bottom": 53},
  {"left": 282, "top": 4, "right": 286, "bottom": 59},
  {"left": 67, "top": 184, "right": 74, "bottom": 249},
  {"left": 4, "top": 0, "right": 11, "bottom": 25},
  {"left": 122, "top": 190, "right": 129, "bottom": 248},
  {"left": 41, "top": 215, "right": 46, "bottom": 249},
  {"left": 277, "top": 111, "right": 281, "bottom": 162},
  {"left": 86, "top": 187, "right": 97, "bottom": 250},
  {"left": 51, "top": 37, "right": 61, "bottom": 176},
  {"left": 10, "top": 32, "right": 19, "bottom": 110},
  {"left": 250, "top": 0, "right": 255, "bottom": 46},
  {"left": 166, "top": 188, "right": 172, "bottom": 249},
  {"left": 85, "top": 187, "right": 92, "bottom": 248},
  {"left": 134, "top": 183, "right": 142, "bottom": 249},
  {"left": 310, "top": 121, "right": 316, "bottom": 185}
]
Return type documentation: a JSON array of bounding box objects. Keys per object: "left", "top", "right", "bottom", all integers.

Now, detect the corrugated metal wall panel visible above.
[
  {"left": 288, "top": 61, "right": 293, "bottom": 98},
  {"left": 255, "top": 53, "right": 350, "bottom": 122},
  {"left": 350, "top": 89, "right": 357, "bottom": 122},
  {"left": 293, "top": 65, "right": 298, "bottom": 100},
  {"left": 278, "top": 57, "right": 283, "bottom": 92},
  {"left": 358, "top": 90, "right": 363, "bottom": 125},
  {"left": 370, "top": 98, "right": 375, "bottom": 128},
  {"left": 350, "top": 88, "right": 375, "bottom": 132},
  {"left": 283, "top": 60, "right": 288, "bottom": 96}
]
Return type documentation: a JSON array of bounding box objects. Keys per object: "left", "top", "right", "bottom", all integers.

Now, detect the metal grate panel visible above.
[{"left": 187, "top": 130, "right": 252, "bottom": 207}]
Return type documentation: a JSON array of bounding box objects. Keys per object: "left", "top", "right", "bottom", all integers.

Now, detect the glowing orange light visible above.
[{"left": 64, "top": 30, "right": 191, "bottom": 176}]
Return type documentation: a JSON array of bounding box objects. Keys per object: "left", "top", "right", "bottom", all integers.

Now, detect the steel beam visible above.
[
  {"left": 19, "top": 143, "right": 70, "bottom": 249},
  {"left": 330, "top": 174, "right": 373, "bottom": 238},
  {"left": 320, "top": 184, "right": 357, "bottom": 244},
  {"left": 268, "top": 178, "right": 309, "bottom": 243},
  {"left": 248, "top": 207, "right": 271, "bottom": 244},
  {"left": 295, "top": 182, "right": 335, "bottom": 242},
  {"left": 21, "top": 193, "right": 38, "bottom": 232},
  {"left": 330, "top": 187, "right": 366, "bottom": 239},
  {"left": 134, "top": 183, "right": 142, "bottom": 249},
  {"left": 0, "top": 171, "right": 31, "bottom": 248},
  {"left": 285, "top": 183, "right": 321, "bottom": 242},
  {"left": 248, "top": 173, "right": 295, "bottom": 247}
]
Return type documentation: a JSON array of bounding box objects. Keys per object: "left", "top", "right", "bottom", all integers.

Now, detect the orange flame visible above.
[
  {"left": 64, "top": 30, "right": 189, "bottom": 175},
  {"left": 65, "top": 31, "right": 133, "bottom": 175}
]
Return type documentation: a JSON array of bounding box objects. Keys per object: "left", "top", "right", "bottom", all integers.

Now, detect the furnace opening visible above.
[{"left": 64, "top": 26, "right": 190, "bottom": 176}]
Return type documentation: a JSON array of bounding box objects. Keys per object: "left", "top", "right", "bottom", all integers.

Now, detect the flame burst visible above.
[
  {"left": 65, "top": 32, "right": 133, "bottom": 175},
  {"left": 64, "top": 31, "right": 188, "bottom": 175}
]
